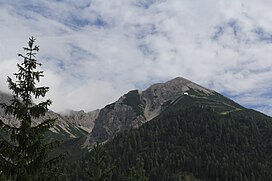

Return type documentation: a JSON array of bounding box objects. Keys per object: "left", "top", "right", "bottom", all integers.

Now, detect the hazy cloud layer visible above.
[{"left": 0, "top": 0, "right": 272, "bottom": 115}]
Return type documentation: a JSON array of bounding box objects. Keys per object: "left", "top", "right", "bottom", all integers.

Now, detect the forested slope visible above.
[{"left": 63, "top": 95, "right": 272, "bottom": 181}]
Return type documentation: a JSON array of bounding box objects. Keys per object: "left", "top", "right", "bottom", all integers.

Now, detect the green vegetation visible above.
[
  {"left": 63, "top": 95, "right": 272, "bottom": 180},
  {"left": 87, "top": 142, "right": 113, "bottom": 181},
  {"left": 0, "top": 37, "right": 64, "bottom": 180},
  {"left": 61, "top": 142, "right": 113, "bottom": 181},
  {"left": 127, "top": 157, "right": 148, "bottom": 181},
  {"left": 171, "top": 89, "right": 244, "bottom": 115},
  {"left": 107, "top": 106, "right": 272, "bottom": 180}
]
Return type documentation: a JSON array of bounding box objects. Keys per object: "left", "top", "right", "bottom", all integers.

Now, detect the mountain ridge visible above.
[
  {"left": 62, "top": 77, "right": 272, "bottom": 181},
  {"left": 0, "top": 91, "right": 91, "bottom": 140},
  {"left": 83, "top": 76, "right": 249, "bottom": 148},
  {"left": 1, "top": 77, "right": 270, "bottom": 148}
]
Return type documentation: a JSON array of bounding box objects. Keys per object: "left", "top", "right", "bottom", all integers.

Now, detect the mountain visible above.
[
  {"left": 83, "top": 77, "right": 244, "bottom": 147},
  {"left": 0, "top": 91, "right": 90, "bottom": 141},
  {"left": 2, "top": 77, "right": 272, "bottom": 180},
  {"left": 63, "top": 109, "right": 100, "bottom": 133},
  {"left": 102, "top": 101, "right": 272, "bottom": 180},
  {"left": 62, "top": 77, "right": 272, "bottom": 180}
]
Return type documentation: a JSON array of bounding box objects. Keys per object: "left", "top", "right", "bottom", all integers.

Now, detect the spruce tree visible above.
[
  {"left": 127, "top": 157, "right": 148, "bottom": 181},
  {"left": 87, "top": 142, "right": 113, "bottom": 181},
  {"left": 0, "top": 36, "right": 63, "bottom": 181}
]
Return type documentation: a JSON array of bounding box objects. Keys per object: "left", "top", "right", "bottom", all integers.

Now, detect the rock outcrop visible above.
[
  {"left": 64, "top": 109, "right": 100, "bottom": 133},
  {"left": 84, "top": 77, "right": 214, "bottom": 147}
]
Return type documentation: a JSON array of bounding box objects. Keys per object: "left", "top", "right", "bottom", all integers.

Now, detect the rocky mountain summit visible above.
[
  {"left": 141, "top": 77, "right": 214, "bottom": 120},
  {"left": 84, "top": 77, "right": 215, "bottom": 147}
]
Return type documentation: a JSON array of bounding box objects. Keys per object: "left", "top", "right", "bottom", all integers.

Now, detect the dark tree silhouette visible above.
[
  {"left": 0, "top": 37, "right": 63, "bottom": 181},
  {"left": 87, "top": 142, "right": 113, "bottom": 181}
]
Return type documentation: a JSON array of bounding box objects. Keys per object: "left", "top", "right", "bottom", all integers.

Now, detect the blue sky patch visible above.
[
  {"left": 227, "top": 20, "right": 240, "bottom": 37},
  {"left": 64, "top": 14, "right": 107, "bottom": 29},
  {"left": 135, "top": 0, "right": 160, "bottom": 9},
  {"left": 212, "top": 26, "right": 224, "bottom": 40},
  {"left": 212, "top": 20, "right": 242, "bottom": 41},
  {"left": 136, "top": 24, "right": 157, "bottom": 39},
  {"left": 254, "top": 27, "right": 272, "bottom": 43},
  {"left": 138, "top": 43, "right": 154, "bottom": 56}
]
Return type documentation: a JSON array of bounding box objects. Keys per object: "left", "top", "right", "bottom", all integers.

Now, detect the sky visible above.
[{"left": 0, "top": 0, "right": 272, "bottom": 115}]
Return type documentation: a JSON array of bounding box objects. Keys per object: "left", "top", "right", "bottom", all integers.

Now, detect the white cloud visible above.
[{"left": 0, "top": 0, "right": 272, "bottom": 115}]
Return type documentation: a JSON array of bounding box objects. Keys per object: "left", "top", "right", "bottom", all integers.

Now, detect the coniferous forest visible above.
[{"left": 62, "top": 100, "right": 272, "bottom": 181}]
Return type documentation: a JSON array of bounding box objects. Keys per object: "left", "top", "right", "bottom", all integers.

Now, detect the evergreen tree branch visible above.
[
  {"left": 30, "top": 118, "right": 56, "bottom": 134},
  {"left": 28, "top": 100, "right": 52, "bottom": 118},
  {"left": 0, "top": 119, "right": 20, "bottom": 134}
]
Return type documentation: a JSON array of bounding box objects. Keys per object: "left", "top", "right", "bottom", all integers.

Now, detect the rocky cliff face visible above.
[
  {"left": 0, "top": 91, "right": 92, "bottom": 140},
  {"left": 85, "top": 94, "right": 146, "bottom": 145},
  {"left": 64, "top": 109, "right": 100, "bottom": 133},
  {"left": 84, "top": 77, "right": 214, "bottom": 147},
  {"left": 142, "top": 77, "right": 214, "bottom": 120}
]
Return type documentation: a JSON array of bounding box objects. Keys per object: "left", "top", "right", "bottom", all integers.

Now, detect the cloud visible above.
[{"left": 0, "top": 0, "right": 272, "bottom": 115}]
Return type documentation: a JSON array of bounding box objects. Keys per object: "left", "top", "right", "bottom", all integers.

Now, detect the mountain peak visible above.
[
  {"left": 168, "top": 76, "right": 190, "bottom": 82},
  {"left": 84, "top": 77, "right": 218, "bottom": 147},
  {"left": 144, "top": 77, "right": 213, "bottom": 101},
  {"left": 166, "top": 77, "right": 213, "bottom": 94}
]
